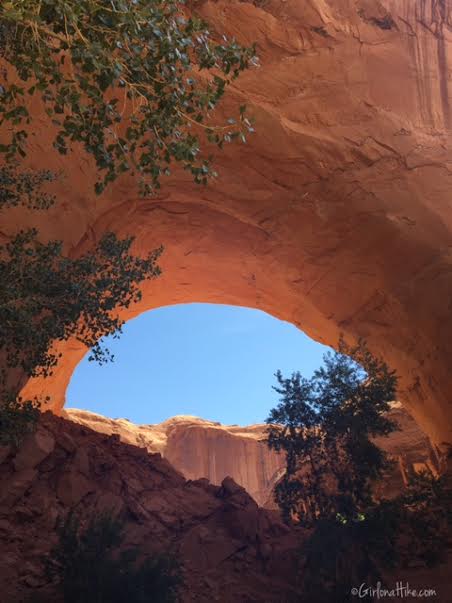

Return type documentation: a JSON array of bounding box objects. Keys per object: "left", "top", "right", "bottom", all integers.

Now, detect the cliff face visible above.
[
  {"left": 63, "top": 411, "right": 285, "bottom": 507},
  {"left": 3, "top": 0, "right": 452, "bottom": 449},
  {"left": 64, "top": 404, "right": 439, "bottom": 507}
]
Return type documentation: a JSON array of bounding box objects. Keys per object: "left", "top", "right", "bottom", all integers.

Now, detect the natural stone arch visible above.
[{"left": 3, "top": 0, "right": 452, "bottom": 447}]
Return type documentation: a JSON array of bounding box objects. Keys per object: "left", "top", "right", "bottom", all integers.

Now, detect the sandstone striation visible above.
[
  {"left": 63, "top": 410, "right": 285, "bottom": 506},
  {"left": 64, "top": 403, "right": 440, "bottom": 507},
  {"left": 2, "top": 0, "right": 452, "bottom": 449}
]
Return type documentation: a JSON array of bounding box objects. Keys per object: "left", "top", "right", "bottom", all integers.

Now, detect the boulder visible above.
[
  {"left": 13, "top": 428, "right": 55, "bottom": 472},
  {"left": 56, "top": 470, "right": 95, "bottom": 507},
  {"left": 0, "top": 468, "right": 37, "bottom": 508}
]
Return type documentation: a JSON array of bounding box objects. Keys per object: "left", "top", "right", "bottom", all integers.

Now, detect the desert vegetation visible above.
[
  {"left": 267, "top": 341, "right": 451, "bottom": 600},
  {"left": 42, "top": 511, "right": 181, "bottom": 603},
  {"left": 0, "top": 0, "right": 256, "bottom": 193}
]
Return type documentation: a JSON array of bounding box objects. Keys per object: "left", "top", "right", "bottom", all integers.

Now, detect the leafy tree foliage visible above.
[
  {"left": 0, "top": 228, "right": 162, "bottom": 379},
  {"left": 0, "top": 395, "right": 41, "bottom": 446},
  {"left": 267, "top": 342, "right": 451, "bottom": 601},
  {"left": 266, "top": 339, "right": 398, "bottom": 525},
  {"left": 0, "top": 1, "right": 257, "bottom": 440},
  {"left": 46, "top": 512, "right": 181, "bottom": 603},
  {"left": 0, "top": 165, "right": 56, "bottom": 209},
  {"left": 389, "top": 470, "right": 451, "bottom": 568},
  {"left": 0, "top": 227, "right": 162, "bottom": 443},
  {"left": 0, "top": 0, "right": 257, "bottom": 193},
  {"left": 296, "top": 472, "right": 451, "bottom": 602}
]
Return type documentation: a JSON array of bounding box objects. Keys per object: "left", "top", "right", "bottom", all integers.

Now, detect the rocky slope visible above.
[
  {"left": 0, "top": 412, "right": 450, "bottom": 602},
  {"left": 64, "top": 404, "right": 440, "bottom": 507},
  {"left": 63, "top": 410, "right": 285, "bottom": 507},
  {"left": 0, "top": 413, "right": 302, "bottom": 603}
]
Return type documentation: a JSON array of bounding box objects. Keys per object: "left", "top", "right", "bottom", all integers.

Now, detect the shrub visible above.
[
  {"left": 266, "top": 339, "right": 398, "bottom": 525},
  {"left": 47, "top": 512, "right": 181, "bottom": 603}
]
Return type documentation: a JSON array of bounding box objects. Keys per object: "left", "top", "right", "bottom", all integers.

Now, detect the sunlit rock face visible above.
[
  {"left": 63, "top": 410, "right": 285, "bottom": 506},
  {"left": 3, "top": 0, "right": 452, "bottom": 448},
  {"left": 373, "top": 402, "right": 443, "bottom": 498},
  {"left": 64, "top": 404, "right": 440, "bottom": 507}
]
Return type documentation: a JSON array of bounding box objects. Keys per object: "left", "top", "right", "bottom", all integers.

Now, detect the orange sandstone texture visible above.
[
  {"left": 63, "top": 411, "right": 286, "bottom": 506},
  {"left": 1, "top": 0, "right": 452, "bottom": 447},
  {"left": 64, "top": 403, "right": 440, "bottom": 507}
]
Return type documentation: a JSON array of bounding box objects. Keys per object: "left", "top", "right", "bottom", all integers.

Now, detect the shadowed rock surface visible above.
[
  {"left": 63, "top": 410, "right": 285, "bottom": 507},
  {"left": 0, "top": 413, "right": 451, "bottom": 602},
  {"left": 0, "top": 413, "right": 302, "bottom": 603}
]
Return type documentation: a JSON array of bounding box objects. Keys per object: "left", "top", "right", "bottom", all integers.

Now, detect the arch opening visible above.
[
  {"left": 17, "top": 191, "right": 452, "bottom": 450},
  {"left": 9, "top": 0, "right": 452, "bottom": 449},
  {"left": 65, "top": 303, "right": 330, "bottom": 426},
  {"left": 61, "top": 303, "right": 438, "bottom": 512}
]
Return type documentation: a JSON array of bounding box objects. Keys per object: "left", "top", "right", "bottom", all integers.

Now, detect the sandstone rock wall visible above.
[
  {"left": 63, "top": 410, "right": 285, "bottom": 506},
  {"left": 2, "top": 0, "right": 452, "bottom": 448},
  {"left": 64, "top": 403, "right": 439, "bottom": 507}
]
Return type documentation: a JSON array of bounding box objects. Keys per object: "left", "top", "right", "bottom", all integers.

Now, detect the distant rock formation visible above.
[
  {"left": 64, "top": 403, "right": 440, "bottom": 507},
  {"left": 63, "top": 410, "right": 285, "bottom": 507}
]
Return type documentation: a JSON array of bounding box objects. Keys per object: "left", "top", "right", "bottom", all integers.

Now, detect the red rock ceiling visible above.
[{"left": 3, "top": 0, "right": 452, "bottom": 447}]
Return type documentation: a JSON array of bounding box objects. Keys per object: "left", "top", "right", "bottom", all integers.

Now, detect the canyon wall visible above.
[
  {"left": 64, "top": 404, "right": 440, "bottom": 507},
  {"left": 2, "top": 0, "right": 452, "bottom": 447},
  {"left": 63, "top": 410, "right": 285, "bottom": 506}
]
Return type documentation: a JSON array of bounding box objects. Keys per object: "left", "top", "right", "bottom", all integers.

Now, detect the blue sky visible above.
[{"left": 66, "top": 303, "right": 330, "bottom": 426}]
